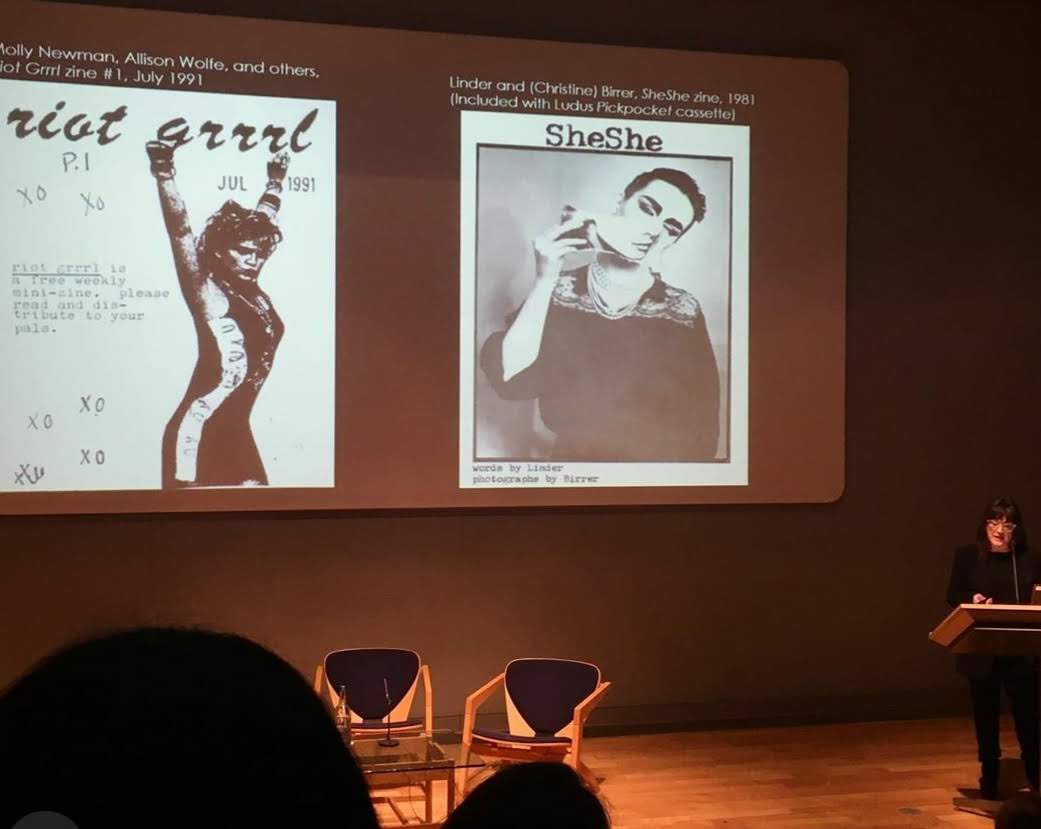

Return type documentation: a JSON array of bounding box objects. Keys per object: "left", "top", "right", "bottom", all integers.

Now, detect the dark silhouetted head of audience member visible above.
[
  {"left": 997, "top": 792, "right": 1041, "bottom": 829},
  {"left": 0, "top": 627, "right": 378, "bottom": 829},
  {"left": 443, "top": 762, "right": 609, "bottom": 829}
]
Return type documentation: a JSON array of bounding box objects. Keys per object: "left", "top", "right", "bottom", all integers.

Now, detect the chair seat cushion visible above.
[
  {"left": 472, "top": 728, "right": 571, "bottom": 746},
  {"left": 354, "top": 717, "right": 424, "bottom": 731}
]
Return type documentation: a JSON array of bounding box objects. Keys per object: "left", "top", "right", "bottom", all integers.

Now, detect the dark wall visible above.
[{"left": 3, "top": 0, "right": 1039, "bottom": 727}]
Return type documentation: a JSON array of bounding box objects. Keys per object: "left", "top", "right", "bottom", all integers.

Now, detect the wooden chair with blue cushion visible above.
[
  {"left": 313, "top": 647, "right": 432, "bottom": 739},
  {"left": 461, "top": 657, "right": 610, "bottom": 790}
]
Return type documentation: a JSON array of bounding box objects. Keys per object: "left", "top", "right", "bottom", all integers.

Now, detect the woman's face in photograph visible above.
[
  {"left": 605, "top": 179, "right": 695, "bottom": 262},
  {"left": 219, "top": 238, "right": 270, "bottom": 281}
]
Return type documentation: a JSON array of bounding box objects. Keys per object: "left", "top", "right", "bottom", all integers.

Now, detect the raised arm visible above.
[
  {"left": 255, "top": 152, "right": 289, "bottom": 221},
  {"left": 146, "top": 141, "right": 204, "bottom": 309},
  {"left": 495, "top": 212, "right": 592, "bottom": 383}
]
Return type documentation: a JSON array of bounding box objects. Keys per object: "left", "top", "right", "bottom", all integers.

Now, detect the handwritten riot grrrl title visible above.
[{"left": 4, "top": 100, "right": 319, "bottom": 152}]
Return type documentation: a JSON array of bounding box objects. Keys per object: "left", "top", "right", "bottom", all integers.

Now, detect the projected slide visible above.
[
  {"left": 460, "top": 111, "right": 749, "bottom": 489},
  {"left": 0, "top": 0, "right": 847, "bottom": 512},
  {"left": 0, "top": 79, "right": 336, "bottom": 492}
]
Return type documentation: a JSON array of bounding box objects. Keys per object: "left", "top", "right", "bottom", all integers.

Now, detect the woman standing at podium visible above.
[{"left": 947, "top": 496, "right": 1041, "bottom": 799}]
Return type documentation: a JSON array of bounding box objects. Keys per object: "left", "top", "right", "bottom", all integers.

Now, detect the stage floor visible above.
[
  {"left": 372, "top": 717, "right": 1010, "bottom": 827},
  {"left": 588, "top": 716, "right": 1002, "bottom": 828}
]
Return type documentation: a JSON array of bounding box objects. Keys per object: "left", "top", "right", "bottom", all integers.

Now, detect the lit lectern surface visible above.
[{"left": 930, "top": 604, "right": 1041, "bottom": 656}]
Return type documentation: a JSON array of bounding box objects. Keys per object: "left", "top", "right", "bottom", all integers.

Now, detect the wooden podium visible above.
[
  {"left": 930, "top": 603, "right": 1041, "bottom": 815},
  {"left": 931, "top": 603, "right": 1041, "bottom": 655}
]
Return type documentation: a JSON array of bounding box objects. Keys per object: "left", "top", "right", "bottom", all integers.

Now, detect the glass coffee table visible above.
[{"left": 351, "top": 735, "right": 486, "bottom": 827}]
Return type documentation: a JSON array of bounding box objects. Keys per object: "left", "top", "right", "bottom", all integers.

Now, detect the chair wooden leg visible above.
[
  {"left": 371, "top": 794, "right": 410, "bottom": 827},
  {"left": 459, "top": 759, "right": 496, "bottom": 798},
  {"left": 386, "top": 796, "right": 409, "bottom": 825},
  {"left": 458, "top": 742, "right": 481, "bottom": 797},
  {"left": 575, "top": 758, "right": 599, "bottom": 792},
  {"left": 458, "top": 762, "right": 475, "bottom": 798}
]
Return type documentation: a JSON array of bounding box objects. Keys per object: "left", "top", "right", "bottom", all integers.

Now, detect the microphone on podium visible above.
[{"left": 1010, "top": 532, "right": 1020, "bottom": 603}]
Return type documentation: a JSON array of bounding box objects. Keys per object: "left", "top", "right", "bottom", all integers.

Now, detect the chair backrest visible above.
[
  {"left": 504, "top": 658, "right": 601, "bottom": 740},
  {"left": 324, "top": 648, "right": 420, "bottom": 723}
]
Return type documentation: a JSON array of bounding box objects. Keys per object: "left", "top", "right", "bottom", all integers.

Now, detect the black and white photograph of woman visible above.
[
  {"left": 465, "top": 133, "right": 740, "bottom": 477},
  {"left": 479, "top": 163, "right": 723, "bottom": 463},
  {"left": 146, "top": 139, "right": 290, "bottom": 488},
  {"left": 0, "top": 83, "right": 335, "bottom": 493}
]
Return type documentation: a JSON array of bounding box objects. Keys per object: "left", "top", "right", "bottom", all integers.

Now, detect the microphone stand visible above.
[
  {"left": 378, "top": 677, "right": 399, "bottom": 748},
  {"left": 1011, "top": 534, "right": 1020, "bottom": 603}
]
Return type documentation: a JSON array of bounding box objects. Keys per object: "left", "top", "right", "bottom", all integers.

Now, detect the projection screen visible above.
[{"left": 0, "top": 1, "right": 847, "bottom": 513}]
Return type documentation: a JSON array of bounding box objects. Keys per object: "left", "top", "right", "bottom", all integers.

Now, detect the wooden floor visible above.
[
  {"left": 375, "top": 717, "right": 1022, "bottom": 828},
  {"left": 588, "top": 717, "right": 1007, "bottom": 828}
]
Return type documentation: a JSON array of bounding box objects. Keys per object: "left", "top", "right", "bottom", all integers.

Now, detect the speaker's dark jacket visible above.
[{"left": 946, "top": 544, "right": 1041, "bottom": 676}]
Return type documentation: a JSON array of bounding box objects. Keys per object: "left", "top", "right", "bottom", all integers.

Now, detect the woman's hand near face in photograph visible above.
[
  {"left": 498, "top": 213, "right": 591, "bottom": 382},
  {"left": 533, "top": 214, "right": 593, "bottom": 283},
  {"left": 973, "top": 593, "right": 993, "bottom": 604}
]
